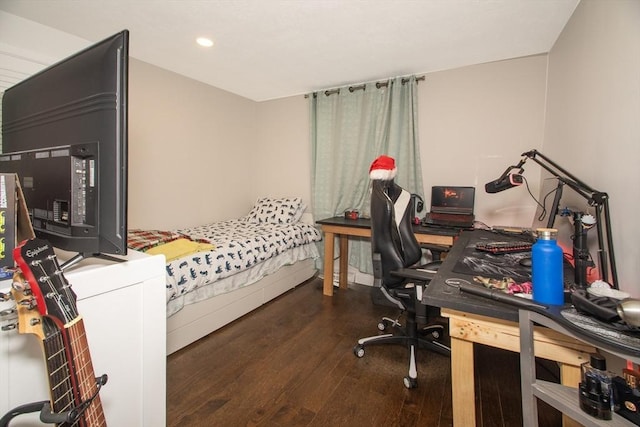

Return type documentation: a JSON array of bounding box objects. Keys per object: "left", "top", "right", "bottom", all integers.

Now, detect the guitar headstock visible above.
[
  {"left": 13, "top": 238, "right": 78, "bottom": 327},
  {"left": 10, "top": 271, "right": 60, "bottom": 340}
]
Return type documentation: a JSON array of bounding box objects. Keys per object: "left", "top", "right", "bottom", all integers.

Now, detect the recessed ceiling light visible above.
[{"left": 196, "top": 37, "right": 214, "bottom": 47}]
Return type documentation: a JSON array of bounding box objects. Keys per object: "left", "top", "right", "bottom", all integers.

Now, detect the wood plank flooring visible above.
[{"left": 167, "top": 277, "right": 562, "bottom": 426}]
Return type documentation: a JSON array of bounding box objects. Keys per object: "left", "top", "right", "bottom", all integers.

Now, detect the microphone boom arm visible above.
[{"left": 501, "top": 150, "right": 618, "bottom": 288}]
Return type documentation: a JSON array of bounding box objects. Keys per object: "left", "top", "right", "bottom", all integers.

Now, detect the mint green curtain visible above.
[{"left": 310, "top": 76, "right": 424, "bottom": 276}]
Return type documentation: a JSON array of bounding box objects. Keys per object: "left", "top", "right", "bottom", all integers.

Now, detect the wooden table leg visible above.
[
  {"left": 560, "top": 364, "right": 582, "bottom": 427},
  {"left": 338, "top": 235, "right": 349, "bottom": 290},
  {"left": 450, "top": 336, "right": 475, "bottom": 427},
  {"left": 444, "top": 309, "right": 594, "bottom": 426},
  {"left": 323, "top": 231, "right": 335, "bottom": 296}
]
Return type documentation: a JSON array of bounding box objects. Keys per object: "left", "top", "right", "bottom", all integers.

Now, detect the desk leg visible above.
[
  {"left": 450, "top": 336, "right": 475, "bottom": 427},
  {"left": 338, "top": 235, "right": 349, "bottom": 290},
  {"left": 323, "top": 232, "right": 335, "bottom": 296}
]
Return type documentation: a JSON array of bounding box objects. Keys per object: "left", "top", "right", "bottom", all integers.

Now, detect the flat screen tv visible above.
[{"left": 0, "top": 30, "right": 129, "bottom": 269}]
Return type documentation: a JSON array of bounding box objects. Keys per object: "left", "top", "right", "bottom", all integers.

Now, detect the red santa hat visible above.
[{"left": 369, "top": 155, "right": 397, "bottom": 180}]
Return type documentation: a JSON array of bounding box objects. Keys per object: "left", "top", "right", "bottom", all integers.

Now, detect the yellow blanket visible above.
[{"left": 146, "top": 238, "right": 215, "bottom": 262}]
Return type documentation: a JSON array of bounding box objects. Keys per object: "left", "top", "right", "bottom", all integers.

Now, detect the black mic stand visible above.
[
  {"left": 558, "top": 209, "right": 595, "bottom": 288},
  {"left": 499, "top": 150, "right": 618, "bottom": 288},
  {"left": 572, "top": 212, "right": 594, "bottom": 288}
]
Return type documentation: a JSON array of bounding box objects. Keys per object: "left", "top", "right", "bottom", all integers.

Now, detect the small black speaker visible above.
[{"left": 411, "top": 194, "right": 424, "bottom": 213}]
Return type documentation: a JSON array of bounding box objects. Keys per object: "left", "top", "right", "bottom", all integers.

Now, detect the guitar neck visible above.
[
  {"left": 66, "top": 318, "right": 106, "bottom": 427},
  {"left": 13, "top": 238, "right": 108, "bottom": 426},
  {"left": 11, "top": 279, "right": 80, "bottom": 427},
  {"left": 42, "top": 317, "right": 81, "bottom": 427}
]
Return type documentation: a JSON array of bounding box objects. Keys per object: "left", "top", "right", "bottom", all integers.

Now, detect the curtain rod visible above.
[{"left": 306, "top": 75, "right": 425, "bottom": 98}]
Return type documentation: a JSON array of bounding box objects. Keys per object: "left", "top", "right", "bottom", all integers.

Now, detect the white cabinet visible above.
[{"left": 0, "top": 252, "right": 166, "bottom": 427}]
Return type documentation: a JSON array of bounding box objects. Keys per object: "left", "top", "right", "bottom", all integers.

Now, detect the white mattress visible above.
[
  {"left": 166, "top": 242, "right": 319, "bottom": 317},
  {"left": 163, "top": 217, "right": 321, "bottom": 317}
]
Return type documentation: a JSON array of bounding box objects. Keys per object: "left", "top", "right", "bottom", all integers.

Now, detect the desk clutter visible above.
[
  {"left": 563, "top": 307, "right": 640, "bottom": 424},
  {"left": 453, "top": 236, "right": 533, "bottom": 284},
  {"left": 450, "top": 228, "right": 640, "bottom": 423},
  {"left": 455, "top": 229, "right": 580, "bottom": 301},
  {"left": 579, "top": 353, "right": 615, "bottom": 420},
  {"left": 475, "top": 240, "right": 533, "bottom": 254}
]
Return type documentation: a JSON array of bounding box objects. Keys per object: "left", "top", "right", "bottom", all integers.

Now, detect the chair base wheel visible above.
[
  {"left": 403, "top": 376, "right": 417, "bottom": 389},
  {"left": 353, "top": 344, "right": 365, "bottom": 358},
  {"left": 378, "top": 317, "right": 401, "bottom": 331},
  {"left": 421, "top": 323, "right": 445, "bottom": 340}
]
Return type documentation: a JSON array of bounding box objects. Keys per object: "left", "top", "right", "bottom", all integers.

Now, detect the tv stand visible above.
[{"left": 61, "top": 252, "right": 126, "bottom": 271}]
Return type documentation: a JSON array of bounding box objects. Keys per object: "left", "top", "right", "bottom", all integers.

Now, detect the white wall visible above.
[
  {"left": 418, "top": 55, "right": 548, "bottom": 227},
  {"left": 128, "top": 60, "right": 258, "bottom": 229},
  {"left": 542, "top": 0, "right": 640, "bottom": 294},
  {"left": 250, "top": 95, "right": 312, "bottom": 205},
  {"left": 0, "top": 11, "right": 88, "bottom": 92},
  {"left": 128, "top": 63, "right": 315, "bottom": 229}
]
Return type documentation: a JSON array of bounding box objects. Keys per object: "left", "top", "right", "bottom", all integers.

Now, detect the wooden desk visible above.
[
  {"left": 424, "top": 229, "right": 594, "bottom": 427},
  {"left": 316, "top": 216, "right": 457, "bottom": 296}
]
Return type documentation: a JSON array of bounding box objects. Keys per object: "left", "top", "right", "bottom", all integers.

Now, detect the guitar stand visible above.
[
  {"left": 0, "top": 400, "right": 49, "bottom": 427},
  {"left": 0, "top": 374, "right": 108, "bottom": 426}
]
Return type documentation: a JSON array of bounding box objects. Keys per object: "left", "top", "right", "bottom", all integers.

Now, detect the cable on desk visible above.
[
  {"left": 443, "top": 278, "right": 472, "bottom": 294},
  {"left": 444, "top": 278, "right": 472, "bottom": 289}
]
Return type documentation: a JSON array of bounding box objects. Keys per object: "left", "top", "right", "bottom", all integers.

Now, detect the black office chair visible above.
[{"left": 353, "top": 177, "right": 451, "bottom": 389}]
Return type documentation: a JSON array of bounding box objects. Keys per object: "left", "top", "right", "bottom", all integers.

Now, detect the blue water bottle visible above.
[{"left": 532, "top": 228, "right": 564, "bottom": 305}]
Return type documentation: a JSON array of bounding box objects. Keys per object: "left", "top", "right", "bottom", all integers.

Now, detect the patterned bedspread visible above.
[{"left": 164, "top": 218, "right": 322, "bottom": 304}]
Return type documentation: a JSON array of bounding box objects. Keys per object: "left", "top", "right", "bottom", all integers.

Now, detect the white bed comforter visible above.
[{"left": 164, "top": 218, "right": 322, "bottom": 313}]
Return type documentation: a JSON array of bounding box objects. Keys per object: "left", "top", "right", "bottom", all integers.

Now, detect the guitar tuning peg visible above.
[
  {"left": 1, "top": 306, "right": 18, "bottom": 330},
  {"left": 11, "top": 280, "right": 26, "bottom": 292},
  {"left": 1, "top": 322, "right": 17, "bottom": 331},
  {"left": 0, "top": 291, "right": 11, "bottom": 301},
  {"left": 18, "top": 298, "right": 37, "bottom": 310},
  {"left": 0, "top": 307, "right": 16, "bottom": 317}
]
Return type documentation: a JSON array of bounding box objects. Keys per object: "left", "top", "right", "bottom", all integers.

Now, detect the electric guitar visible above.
[
  {"left": 14, "top": 238, "right": 108, "bottom": 426},
  {"left": 11, "top": 272, "right": 80, "bottom": 426}
]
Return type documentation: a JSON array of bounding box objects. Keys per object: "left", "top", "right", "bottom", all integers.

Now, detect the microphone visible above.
[{"left": 485, "top": 173, "right": 524, "bottom": 193}]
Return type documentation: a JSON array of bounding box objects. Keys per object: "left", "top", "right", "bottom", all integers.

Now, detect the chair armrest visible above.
[{"left": 390, "top": 268, "right": 436, "bottom": 282}]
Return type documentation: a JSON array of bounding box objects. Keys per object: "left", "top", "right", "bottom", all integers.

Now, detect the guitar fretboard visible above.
[
  {"left": 67, "top": 319, "right": 106, "bottom": 427},
  {"left": 14, "top": 238, "right": 108, "bottom": 427},
  {"left": 43, "top": 317, "right": 80, "bottom": 427}
]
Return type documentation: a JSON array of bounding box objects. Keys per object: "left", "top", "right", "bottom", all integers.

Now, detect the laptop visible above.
[{"left": 423, "top": 186, "right": 476, "bottom": 228}]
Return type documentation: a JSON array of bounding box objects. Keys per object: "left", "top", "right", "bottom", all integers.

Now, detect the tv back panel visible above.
[{"left": 0, "top": 30, "right": 129, "bottom": 265}]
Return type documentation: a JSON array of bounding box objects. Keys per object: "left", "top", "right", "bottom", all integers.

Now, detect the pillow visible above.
[{"left": 246, "top": 197, "right": 305, "bottom": 225}]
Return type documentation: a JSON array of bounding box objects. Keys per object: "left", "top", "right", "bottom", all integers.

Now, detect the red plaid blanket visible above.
[{"left": 127, "top": 229, "right": 184, "bottom": 252}]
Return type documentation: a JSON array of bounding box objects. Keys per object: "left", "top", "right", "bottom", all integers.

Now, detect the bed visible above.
[{"left": 128, "top": 197, "right": 322, "bottom": 354}]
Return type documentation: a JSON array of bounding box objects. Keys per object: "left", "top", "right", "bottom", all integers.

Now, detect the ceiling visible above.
[{"left": 0, "top": 0, "right": 579, "bottom": 102}]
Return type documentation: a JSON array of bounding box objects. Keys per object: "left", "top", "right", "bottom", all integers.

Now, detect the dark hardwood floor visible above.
[{"left": 167, "top": 277, "right": 562, "bottom": 426}]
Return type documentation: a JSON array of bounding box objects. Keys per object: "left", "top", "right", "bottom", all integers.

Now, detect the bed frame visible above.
[{"left": 167, "top": 258, "right": 317, "bottom": 354}]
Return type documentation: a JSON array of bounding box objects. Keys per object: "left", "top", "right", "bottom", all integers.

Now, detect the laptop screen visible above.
[{"left": 430, "top": 186, "right": 475, "bottom": 215}]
